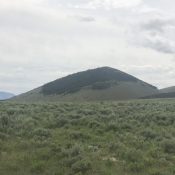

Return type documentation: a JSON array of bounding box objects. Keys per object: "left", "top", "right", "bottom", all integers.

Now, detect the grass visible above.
[{"left": 0, "top": 99, "right": 175, "bottom": 175}]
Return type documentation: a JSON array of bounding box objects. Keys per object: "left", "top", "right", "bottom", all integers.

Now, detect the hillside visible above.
[
  {"left": 142, "top": 92, "right": 175, "bottom": 99},
  {"left": 0, "top": 91, "right": 14, "bottom": 100},
  {"left": 160, "top": 86, "right": 175, "bottom": 93},
  {"left": 141, "top": 86, "right": 175, "bottom": 99},
  {"left": 12, "top": 67, "right": 158, "bottom": 102}
]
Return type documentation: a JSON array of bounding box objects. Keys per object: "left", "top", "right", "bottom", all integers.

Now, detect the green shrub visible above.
[
  {"left": 140, "top": 129, "right": 157, "bottom": 140},
  {"left": 127, "top": 162, "right": 144, "bottom": 173},
  {"left": 0, "top": 132, "right": 9, "bottom": 140},
  {"left": 88, "top": 120, "right": 101, "bottom": 129},
  {"left": 0, "top": 115, "right": 10, "bottom": 128},
  {"left": 122, "top": 149, "right": 143, "bottom": 163},
  {"left": 106, "top": 122, "right": 119, "bottom": 132},
  {"left": 70, "top": 131, "right": 90, "bottom": 140},
  {"left": 32, "top": 128, "right": 51, "bottom": 140},
  {"left": 31, "top": 160, "right": 45, "bottom": 173},
  {"left": 161, "top": 139, "right": 175, "bottom": 154},
  {"left": 52, "top": 118, "right": 69, "bottom": 128},
  {"left": 71, "top": 159, "right": 92, "bottom": 174}
]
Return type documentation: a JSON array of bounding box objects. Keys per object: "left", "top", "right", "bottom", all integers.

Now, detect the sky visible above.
[{"left": 0, "top": 0, "right": 175, "bottom": 94}]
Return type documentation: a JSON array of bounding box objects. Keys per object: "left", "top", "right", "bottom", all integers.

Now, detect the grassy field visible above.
[{"left": 0, "top": 100, "right": 175, "bottom": 175}]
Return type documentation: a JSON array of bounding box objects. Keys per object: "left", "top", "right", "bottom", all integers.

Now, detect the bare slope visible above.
[{"left": 12, "top": 67, "right": 158, "bottom": 102}]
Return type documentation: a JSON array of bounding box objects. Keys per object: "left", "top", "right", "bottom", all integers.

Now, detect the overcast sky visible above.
[{"left": 0, "top": 0, "right": 175, "bottom": 94}]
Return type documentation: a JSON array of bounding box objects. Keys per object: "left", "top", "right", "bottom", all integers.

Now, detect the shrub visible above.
[
  {"left": 31, "top": 161, "right": 45, "bottom": 173},
  {"left": 71, "top": 159, "right": 92, "bottom": 174},
  {"left": 70, "top": 131, "right": 90, "bottom": 140},
  {"left": 161, "top": 139, "right": 175, "bottom": 154},
  {"left": 69, "top": 145, "right": 82, "bottom": 157},
  {"left": 106, "top": 122, "right": 119, "bottom": 132},
  {"left": 140, "top": 129, "right": 157, "bottom": 140},
  {"left": 88, "top": 120, "right": 101, "bottom": 129},
  {"left": 127, "top": 162, "right": 144, "bottom": 173},
  {"left": 52, "top": 118, "right": 69, "bottom": 128},
  {"left": 122, "top": 149, "right": 143, "bottom": 163},
  {"left": 0, "top": 132, "right": 9, "bottom": 140},
  {"left": 60, "top": 144, "right": 82, "bottom": 159},
  {"left": 108, "top": 142, "right": 122, "bottom": 153},
  {"left": 32, "top": 128, "right": 51, "bottom": 140},
  {"left": 0, "top": 115, "right": 10, "bottom": 128}
]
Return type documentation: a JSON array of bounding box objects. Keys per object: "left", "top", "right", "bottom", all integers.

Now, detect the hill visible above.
[
  {"left": 160, "top": 86, "right": 175, "bottom": 93},
  {"left": 12, "top": 67, "right": 158, "bottom": 102},
  {"left": 142, "top": 92, "right": 175, "bottom": 99},
  {"left": 0, "top": 91, "right": 14, "bottom": 100},
  {"left": 141, "top": 86, "right": 175, "bottom": 99}
]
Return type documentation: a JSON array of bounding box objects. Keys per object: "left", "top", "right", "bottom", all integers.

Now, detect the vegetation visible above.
[
  {"left": 42, "top": 67, "right": 140, "bottom": 95},
  {"left": 91, "top": 81, "right": 113, "bottom": 90},
  {"left": 0, "top": 99, "right": 175, "bottom": 175},
  {"left": 143, "top": 92, "right": 175, "bottom": 99}
]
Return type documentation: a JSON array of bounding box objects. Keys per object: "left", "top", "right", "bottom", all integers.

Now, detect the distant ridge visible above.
[
  {"left": 12, "top": 67, "right": 158, "bottom": 102},
  {"left": 142, "top": 92, "right": 175, "bottom": 99},
  {"left": 160, "top": 86, "right": 175, "bottom": 93},
  {"left": 0, "top": 91, "right": 14, "bottom": 100},
  {"left": 142, "top": 86, "right": 175, "bottom": 99}
]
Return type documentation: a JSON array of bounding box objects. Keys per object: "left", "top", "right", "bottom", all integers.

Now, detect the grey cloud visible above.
[
  {"left": 141, "top": 19, "right": 175, "bottom": 54},
  {"left": 143, "top": 37, "right": 175, "bottom": 54},
  {"left": 78, "top": 16, "right": 95, "bottom": 22},
  {"left": 46, "top": 0, "right": 143, "bottom": 9},
  {"left": 129, "top": 16, "right": 175, "bottom": 54},
  {"left": 141, "top": 18, "right": 175, "bottom": 33},
  {"left": 141, "top": 19, "right": 170, "bottom": 33}
]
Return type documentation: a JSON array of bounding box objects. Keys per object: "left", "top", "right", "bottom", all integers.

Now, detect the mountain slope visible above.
[
  {"left": 142, "top": 92, "right": 175, "bottom": 99},
  {"left": 159, "top": 86, "right": 175, "bottom": 93},
  {"left": 141, "top": 86, "right": 175, "bottom": 99},
  {"left": 12, "top": 67, "right": 158, "bottom": 102},
  {"left": 0, "top": 91, "right": 14, "bottom": 100}
]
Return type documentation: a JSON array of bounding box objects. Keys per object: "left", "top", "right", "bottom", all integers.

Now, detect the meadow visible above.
[{"left": 0, "top": 100, "right": 175, "bottom": 175}]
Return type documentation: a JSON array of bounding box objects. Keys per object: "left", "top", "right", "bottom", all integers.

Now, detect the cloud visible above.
[
  {"left": 0, "top": 0, "right": 43, "bottom": 9},
  {"left": 0, "top": 0, "right": 175, "bottom": 94},
  {"left": 45, "top": 0, "right": 142, "bottom": 9},
  {"left": 82, "top": 0, "right": 142, "bottom": 9},
  {"left": 140, "top": 18, "right": 173, "bottom": 33},
  {"left": 143, "top": 35, "right": 175, "bottom": 54},
  {"left": 128, "top": 14, "right": 175, "bottom": 54},
  {"left": 77, "top": 16, "right": 95, "bottom": 22}
]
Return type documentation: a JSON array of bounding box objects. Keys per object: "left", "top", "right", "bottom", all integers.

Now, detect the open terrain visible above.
[{"left": 0, "top": 100, "right": 175, "bottom": 175}]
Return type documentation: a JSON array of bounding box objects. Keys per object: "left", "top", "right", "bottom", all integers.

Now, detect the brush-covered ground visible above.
[{"left": 0, "top": 100, "right": 175, "bottom": 175}]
